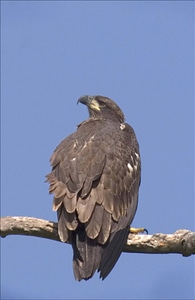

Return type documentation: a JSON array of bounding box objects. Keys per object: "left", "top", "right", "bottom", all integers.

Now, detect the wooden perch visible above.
[{"left": 0, "top": 216, "right": 195, "bottom": 257}]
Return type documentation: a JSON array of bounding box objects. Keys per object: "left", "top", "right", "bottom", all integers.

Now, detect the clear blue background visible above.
[{"left": 1, "top": 1, "right": 194, "bottom": 299}]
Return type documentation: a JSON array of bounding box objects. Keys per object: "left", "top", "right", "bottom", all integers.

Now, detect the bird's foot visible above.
[{"left": 130, "top": 227, "right": 148, "bottom": 234}]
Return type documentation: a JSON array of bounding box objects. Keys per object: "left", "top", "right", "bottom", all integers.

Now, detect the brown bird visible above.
[{"left": 46, "top": 95, "right": 141, "bottom": 280}]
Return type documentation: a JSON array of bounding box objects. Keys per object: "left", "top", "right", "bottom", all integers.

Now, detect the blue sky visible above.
[{"left": 1, "top": 1, "right": 194, "bottom": 299}]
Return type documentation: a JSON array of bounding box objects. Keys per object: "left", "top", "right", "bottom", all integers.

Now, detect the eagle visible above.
[{"left": 46, "top": 95, "right": 141, "bottom": 281}]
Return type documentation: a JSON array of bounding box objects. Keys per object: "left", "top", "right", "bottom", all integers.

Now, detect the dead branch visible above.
[{"left": 0, "top": 216, "right": 194, "bottom": 257}]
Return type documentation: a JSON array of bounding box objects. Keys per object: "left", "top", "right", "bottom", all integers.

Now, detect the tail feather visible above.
[
  {"left": 98, "top": 226, "right": 129, "bottom": 280},
  {"left": 72, "top": 228, "right": 101, "bottom": 281},
  {"left": 72, "top": 225, "right": 129, "bottom": 281}
]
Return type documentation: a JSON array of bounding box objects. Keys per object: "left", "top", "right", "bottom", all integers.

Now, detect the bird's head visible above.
[{"left": 77, "top": 95, "right": 125, "bottom": 123}]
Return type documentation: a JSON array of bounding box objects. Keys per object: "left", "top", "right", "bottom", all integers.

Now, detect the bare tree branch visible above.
[{"left": 1, "top": 216, "right": 195, "bottom": 257}]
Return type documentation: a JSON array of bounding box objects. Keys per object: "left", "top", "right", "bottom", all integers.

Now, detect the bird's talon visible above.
[{"left": 130, "top": 227, "right": 148, "bottom": 235}]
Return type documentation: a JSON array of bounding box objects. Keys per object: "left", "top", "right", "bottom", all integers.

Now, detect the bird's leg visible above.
[{"left": 130, "top": 227, "right": 148, "bottom": 234}]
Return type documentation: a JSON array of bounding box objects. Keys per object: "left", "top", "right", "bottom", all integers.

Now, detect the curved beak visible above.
[{"left": 77, "top": 95, "right": 90, "bottom": 106}]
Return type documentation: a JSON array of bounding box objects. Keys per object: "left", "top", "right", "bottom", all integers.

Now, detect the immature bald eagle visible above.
[{"left": 46, "top": 95, "right": 141, "bottom": 280}]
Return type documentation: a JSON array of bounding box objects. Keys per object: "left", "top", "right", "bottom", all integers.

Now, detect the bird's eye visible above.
[
  {"left": 96, "top": 100, "right": 105, "bottom": 108},
  {"left": 99, "top": 103, "right": 105, "bottom": 108}
]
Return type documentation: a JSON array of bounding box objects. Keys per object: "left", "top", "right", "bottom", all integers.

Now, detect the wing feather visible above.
[
  {"left": 63, "top": 194, "right": 77, "bottom": 213},
  {"left": 57, "top": 206, "right": 76, "bottom": 242},
  {"left": 76, "top": 194, "right": 96, "bottom": 223},
  {"left": 85, "top": 204, "right": 104, "bottom": 239},
  {"left": 97, "top": 210, "right": 112, "bottom": 244},
  {"left": 102, "top": 188, "right": 114, "bottom": 214},
  {"left": 90, "top": 181, "right": 104, "bottom": 205},
  {"left": 57, "top": 206, "right": 78, "bottom": 232}
]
